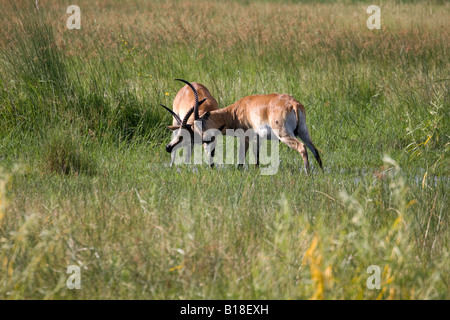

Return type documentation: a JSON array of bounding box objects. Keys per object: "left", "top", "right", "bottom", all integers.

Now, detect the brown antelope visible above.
[
  {"left": 165, "top": 79, "right": 323, "bottom": 173},
  {"left": 160, "top": 79, "right": 219, "bottom": 166}
]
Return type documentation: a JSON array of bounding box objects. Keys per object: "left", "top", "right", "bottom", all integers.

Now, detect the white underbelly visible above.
[{"left": 254, "top": 123, "right": 279, "bottom": 140}]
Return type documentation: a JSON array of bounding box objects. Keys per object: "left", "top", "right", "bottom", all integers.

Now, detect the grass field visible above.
[{"left": 0, "top": 0, "right": 448, "bottom": 299}]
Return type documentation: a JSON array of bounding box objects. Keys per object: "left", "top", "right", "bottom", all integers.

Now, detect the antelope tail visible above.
[{"left": 294, "top": 106, "right": 323, "bottom": 170}]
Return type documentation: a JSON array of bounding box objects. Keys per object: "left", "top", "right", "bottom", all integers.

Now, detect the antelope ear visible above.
[
  {"left": 201, "top": 111, "right": 211, "bottom": 120},
  {"left": 167, "top": 125, "right": 181, "bottom": 131}
]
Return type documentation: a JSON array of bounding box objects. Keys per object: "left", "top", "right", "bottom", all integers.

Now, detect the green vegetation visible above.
[{"left": 0, "top": 0, "right": 448, "bottom": 299}]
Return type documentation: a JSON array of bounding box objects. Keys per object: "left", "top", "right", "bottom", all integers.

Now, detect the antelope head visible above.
[{"left": 160, "top": 79, "right": 208, "bottom": 153}]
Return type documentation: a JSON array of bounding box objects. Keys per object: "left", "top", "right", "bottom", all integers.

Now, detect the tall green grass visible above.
[{"left": 0, "top": 0, "right": 448, "bottom": 299}]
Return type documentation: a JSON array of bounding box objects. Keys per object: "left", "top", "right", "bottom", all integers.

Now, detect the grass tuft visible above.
[{"left": 41, "top": 128, "right": 96, "bottom": 176}]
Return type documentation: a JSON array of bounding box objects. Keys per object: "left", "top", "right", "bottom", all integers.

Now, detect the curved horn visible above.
[
  {"left": 160, "top": 104, "right": 182, "bottom": 125},
  {"left": 175, "top": 79, "right": 200, "bottom": 120},
  {"left": 181, "top": 98, "right": 206, "bottom": 126}
]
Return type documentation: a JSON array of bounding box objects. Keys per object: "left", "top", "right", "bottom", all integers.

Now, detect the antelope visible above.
[
  {"left": 165, "top": 79, "right": 323, "bottom": 173},
  {"left": 160, "top": 79, "right": 219, "bottom": 166}
]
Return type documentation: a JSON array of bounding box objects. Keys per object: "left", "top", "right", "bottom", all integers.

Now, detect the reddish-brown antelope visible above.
[
  {"left": 160, "top": 79, "right": 219, "bottom": 166},
  {"left": 165, "top": 79, "right": 323, "bottom": 173}
]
